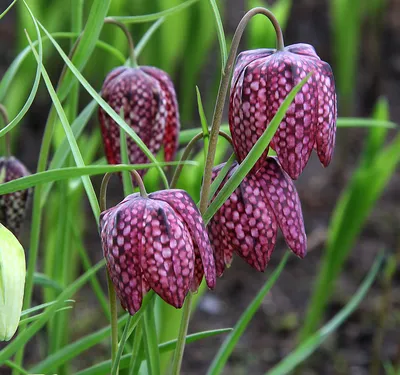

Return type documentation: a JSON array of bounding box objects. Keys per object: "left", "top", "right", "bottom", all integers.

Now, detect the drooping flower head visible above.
[
  {"left": 0, "top": 157, "right": 31, "bottom": 236},
  {"left": 229, "top": 44, "right": 337, "bottom": 179},
  {"left": 98, "top": 66, "right": 180, "bottom": 177},
  {"left": 208, "top": 157, "right": 306, "bottom": 276},
  {"left": 100, "top": 189, "right": 216, "bottom": 315}
]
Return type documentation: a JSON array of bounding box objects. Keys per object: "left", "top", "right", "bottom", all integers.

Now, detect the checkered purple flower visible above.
[
  {"left": 98, "top": 66, "right": 180, "bottom": 178},
  {"left": 100, "top": 189, "right": 216, "bottom": 315},
  {"left": 0, "top": 157, "right": 31, "bottom": 236},
  {"left": 208, "top": 157, "right": 306, "bottom": 275},
  {"left": 229, "top": 43, "right": 337, "bottom": 179}
]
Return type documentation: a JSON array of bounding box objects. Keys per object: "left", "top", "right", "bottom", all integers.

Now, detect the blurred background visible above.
[{"left": 0, "top": 0, "right": 399, "bottom": 374}]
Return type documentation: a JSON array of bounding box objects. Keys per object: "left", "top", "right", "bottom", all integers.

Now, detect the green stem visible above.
[
  {"left": 111, "top": 315, "right": 133, "bottom": 375},
  {"left": 13, "top": 107, "right": 58, "bottom": 373},
  {"left": 171, "top": 292, "right": 193, "bottom": 375},
  {"left": 198, "top": 7, "right": 284, "bottom": 217},
  {"left": 171, "top": 8, "right": 284, "bottom": 374},
  {"left": 0, "top": 104, "right": 11, "bottom": 156},
  {"left": 107, "top": 273, "right": 119, "bottom": 371},
  {"left": 104, "top": 17, "right": 137, "bottom": 67}
]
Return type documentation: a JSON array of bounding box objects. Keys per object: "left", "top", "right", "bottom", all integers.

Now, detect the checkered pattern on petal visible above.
[
  {"left": 141, "top": 66, "right": 180, "bottom": 163},
  {"left": 0, "top": 157, "right": 31, "bottom": 237},
  {"left": 140, "top": 199, "right": 194, "bottom": 308},
  {"left": 150, "top": 189, "right": 216, "bottom": 289},
  {"left": 257, "top": 157, "right": 307, "bottom": 258},
  {"left": 100, "top": 196, "right": 147, "bottom": 315}
]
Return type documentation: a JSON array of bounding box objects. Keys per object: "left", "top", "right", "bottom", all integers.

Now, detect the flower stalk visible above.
[
  {"left": 0, "top": 104, "right": 11, "bottom": 157},
  {"left": 104, "top": 17, "right": 137, "bottom": 67},
  {"left": 172, "top": 7, "right": 285, "bottom": 375}
]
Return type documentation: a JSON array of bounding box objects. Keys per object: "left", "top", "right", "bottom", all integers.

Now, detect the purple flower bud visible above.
[
  {"left": 0, "top": 157, "right": 31, "bottom": 236},
  {"left": 98, "top": 66, "right": 180, "bottom": 177},
  {"left": 100, "top": 189, "right": 215, "bottom": 315},
  {"left": 229, "top": 43, "right": 337, "bottom": 179},
  {"left": 208, "top": 157, "right": 306, "bottom": 275}
]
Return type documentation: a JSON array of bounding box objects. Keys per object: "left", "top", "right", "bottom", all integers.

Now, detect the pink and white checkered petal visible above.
[
  {"left": 0, "top": 157, "right": 31, "bottom": 237},
  {"left": 231, "top": 49, "right": 275, "bottom": 91},
  {"left": 229, "top": 58, "right": 270, "bottom": 170},
  {"left": 190, "top": 244, "right": 204, "bottom": 292},
  {"left": 285, "top": 43, "right": 319, "bottom": 59},
  {"left": 237, "top": 174, "right": 278, "bottom": 271},
  {"left": 140, "top": 200, "right": 194, "bottom": 309},
  {"left": 99, "top": 67, "right": 168, "bottom": 180},
  {"left": 313, "top": 61, "right": 337, "bottom": 167},
  {"left": 258, "top": 158, "right": 307, "bottom": 258},
  {"left": 266, "top": 53, "right": 318, "bottom": 179},
  {"left": 100, "top": 197, "right": 147, "bottom": 315},
  {"left": 149, "top": 189, "right": 216, "bottom": 289},
  {"left": 141, "top": 66, "right": 180, "bottom": 162}
]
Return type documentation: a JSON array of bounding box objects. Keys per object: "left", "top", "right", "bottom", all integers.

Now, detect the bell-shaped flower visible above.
[
  {"left": 98, "top": 66, "right": 180, "bottom": 178},
  {"left": 208, "top": 157, "right": 306, "bottom": 276},
  {"left": 100, "top": 189, "right": 216, "bottom": 315},
  {"left": 229, "top": 43, "right": 337, "bottom": 179},
  {"left": 0, "top": 156, "right": 31, "bottom": 236},
  {"left": 0, "top": 224, "right": 26, "bottom": 341}
]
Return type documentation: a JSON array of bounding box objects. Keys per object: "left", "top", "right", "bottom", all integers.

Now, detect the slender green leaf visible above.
[
  {"left": 0, "top": 0, "right": 18, "bottom": 20},
  {"left": 57, "top": 0, "right": 111, "bottom": 101},
  {"left": 21, "top": 300, "right": 75, "bottom": 318},
  {"left": 30, "top": 293, "right": 154, "bottom": 374},
  {"left": 0, "top": 1, "right": 42, "bottom": 139},
  {"left": 204, "top": 73, "right": 312, "bottom": 224},
  {"left": 267, "top": 253, "right": 383, "bottom": 375},
  {"left": 112, "top": 0, "right": 199, "bottom": 23},
  {"left": 33, "top": 272, "right": 63, "bottom": 292},
  {"left": 196, "top": 86, "right": 210, "bottom": 159},
  {"left": 0, "top": 162, "right": 196, "bottom": 195},
  {"left": 143, "top": 306, "right": 160, "bottom": 375},
  {"left": 76, "top": 328, "right": 232, "bottom": 375},
  {"left": 120, "top": 127, "right": 134, "bottom": 197},
  {"left": 208, "top": 0, "right": 227, "bottom": 70},
  {"left": 135, "top": 18, "right": 165, "bottom": 58},
  {"left": 208, "top": 153, "right": 236, "bottom": 201},
  {"left": 207, "top": 252, "right": 289, "bottom": 375},
  {"left": 19, "top": 306, "right": 73, "bottom": 325}
]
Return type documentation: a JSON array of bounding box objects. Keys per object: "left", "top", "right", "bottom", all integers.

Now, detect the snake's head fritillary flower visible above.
[
  {"left": 98, "top": 66, "right": 180, "bottom": 178},
  {"left": 229, "top": 43, "right": 337, "bottom": 179},
  {"left": 208, "top": 157, "right": 306, "bottom": 275},
  {"left": 100, "top": 189, "right": 215, "bottom": 315},
  {"left": 0, "top": 224, "right": 26, "bottom": 341},
  {"left": 0, "top": 157, "right": 31, "bottom": 236}
]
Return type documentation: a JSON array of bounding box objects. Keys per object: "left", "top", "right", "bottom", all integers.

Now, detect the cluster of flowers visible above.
[
  {"left": 97, "top": 42, "right": 336, "bottom": 314},
  {"left": 0, "top": 28, "right": 336, "bottom": 317}
]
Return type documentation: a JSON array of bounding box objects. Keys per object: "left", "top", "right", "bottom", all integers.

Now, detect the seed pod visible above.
[
  {"left": 208, "top": 157, "right": 306, "bottom": 274},
  {"left": 98, "top": 66, "right": 180, "bottom": 178},
  {"left": 100, "top": 189, "right": 215, "bottom": 315},
  {"left": 230, "top": 43, "right": 337, "bottom": 179},
  {"left": 0, "top": 157, "right": 31, "bottom": 236},
  {"left": 0, "top": 224, "right": 26, "bottom": 341}
]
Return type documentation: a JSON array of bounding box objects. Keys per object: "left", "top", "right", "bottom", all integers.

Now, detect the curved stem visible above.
[
  {"left": 0, "top": 104, "right": 11, "bottom": 156},
  {"left": 130, "top": 170, "right": 148, "bottom": 197},
  {"left": 198, "top": 7, "right": 283, "bottom": 216},
  {"left": 104, "top": 17, "right": 137, "bottom": 67},
  {"left": 100, "top": 173, "right": 112, "bottom": 212},
  {"left": 170, "top": 130, "right": 234, "bottom": 189},
  {"left": 171, "top": 8, "right": 283, "bottom": 374}
]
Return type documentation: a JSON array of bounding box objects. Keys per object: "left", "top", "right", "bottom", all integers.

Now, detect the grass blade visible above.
[
  {"left": 208, "top": 0, "right": 227, "bottom": 70},
  {"left": 267, "top": 253, "right": 384, "bottom": 375},
  {"left": 0, "top": 0, "right": 18, "bottom": 20},
  {"left": 207, "top": 252, "right": 289, "bottom": 375},
  {"left": 112, "top": 0, "right": 199, "bottom": 23}
]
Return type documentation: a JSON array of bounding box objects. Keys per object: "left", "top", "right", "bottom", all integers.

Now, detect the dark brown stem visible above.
[
  {"left": 0, "top": 104, "right": 11, "bottom": 156},
  {"left": 198, "top": 7, "right": 284, "bottom": 216},
  {"left": 104, "top": 17, "right": 137, "bottom": 67}
]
